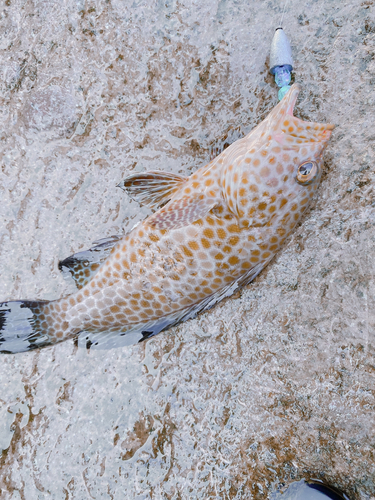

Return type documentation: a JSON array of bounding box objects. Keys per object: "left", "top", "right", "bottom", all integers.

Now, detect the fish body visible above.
[{"left": 0, "top": 84, "right": 334, "bottom": 353}]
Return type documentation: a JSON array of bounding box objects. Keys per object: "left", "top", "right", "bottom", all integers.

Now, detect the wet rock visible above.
[{"left": 22, "top": 86, "right": 77, "bottom": 133}]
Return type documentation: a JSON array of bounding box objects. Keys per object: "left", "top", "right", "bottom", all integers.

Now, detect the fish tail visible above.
[{"left": 0, "top": 300, "right": 61, "bottom": 354}]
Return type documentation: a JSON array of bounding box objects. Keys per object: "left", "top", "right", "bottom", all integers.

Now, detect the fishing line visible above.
[{"left": 279, "top": 0, "right": 290, "bottom": 28}]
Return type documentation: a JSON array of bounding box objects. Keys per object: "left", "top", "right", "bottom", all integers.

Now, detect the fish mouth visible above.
[
  {"left": 284, "top": 83, "right": 302, "bottom": 117},
  {"left": 280, "top": 83, "right": 335, "bottom": 141}
]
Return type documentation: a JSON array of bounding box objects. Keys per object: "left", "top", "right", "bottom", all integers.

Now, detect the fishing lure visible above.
[{"left": 270, "top": 27, "right": 294, "bottom": 101}]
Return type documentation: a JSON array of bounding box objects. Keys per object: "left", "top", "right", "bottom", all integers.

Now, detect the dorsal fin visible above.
[
  {"left": 147, "top": 192, "right": 218, "bottom": 230},
  {"left": 118, "top": 170, "right": 188, "bottom": 210},
  {"left": 58, "top": 235, "right": 122, "bottom": 289}
]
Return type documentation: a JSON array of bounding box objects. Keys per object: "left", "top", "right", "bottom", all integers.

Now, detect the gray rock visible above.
[{"left": 23, "top": 86, "right": 77, "bottom": 133}]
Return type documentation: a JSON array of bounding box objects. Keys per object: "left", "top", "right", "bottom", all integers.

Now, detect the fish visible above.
[{"left": 0, "top": 84, "right": 334, "bottom": 354}]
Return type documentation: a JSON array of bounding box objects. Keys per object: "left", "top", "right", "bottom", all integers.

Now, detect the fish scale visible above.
[{"left": 0, "top": 84, "right": 334, "bottom": 353}]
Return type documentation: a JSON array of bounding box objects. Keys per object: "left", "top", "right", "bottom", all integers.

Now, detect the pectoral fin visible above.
[
  {"left": 118, "top": 170, "right": 188, "bottom": 210},
  {"left": 147, "top": 192, "right": 218, "bottom": 230}
]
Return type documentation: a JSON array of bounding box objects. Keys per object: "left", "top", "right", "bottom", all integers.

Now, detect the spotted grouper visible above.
[{"left": 0, "top": 84, "right": 334, "bottom": 353}]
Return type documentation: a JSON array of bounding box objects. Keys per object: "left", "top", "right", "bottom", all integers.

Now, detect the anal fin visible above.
[
  {"left": 58, "top": 234, "right": 122, "bottom": 289},
  {"left": 76, "top": 313, "right": 184, "bottom": 350},
  {"left": 118, "top": 170, "right": 188, "bottom": 210}
]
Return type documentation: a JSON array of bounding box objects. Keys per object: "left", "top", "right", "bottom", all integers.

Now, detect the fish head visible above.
[
  {"left": 222, "top": 84, "right": 334, "bottom": 230},
  {"left": 268, "top": 83, "right": 334, "bottom": 162}
]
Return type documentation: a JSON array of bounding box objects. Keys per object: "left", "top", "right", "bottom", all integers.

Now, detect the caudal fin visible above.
[{"left": 0, "top": 300, "right": 53, "bottom": 354}]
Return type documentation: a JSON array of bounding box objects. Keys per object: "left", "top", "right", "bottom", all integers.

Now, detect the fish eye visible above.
[{"left": 296, "top": 160, "right": 319, "bottom": 185}]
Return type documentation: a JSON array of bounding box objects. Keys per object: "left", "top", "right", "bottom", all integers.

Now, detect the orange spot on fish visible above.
[
  {"left": 188, "top": 241, "right": 199, "bottom": 250},
  {"left": 228, "top": 224, "right": 240, "bottom": 233},
  {"left": 203, "top": 228, "right": 214, "bottom": 238},
  {"left": 260, "top": 166, "right": 270, "bottom": 177},
  {"left": 149, "top": 233, "right": 159, "bottom": 242}
]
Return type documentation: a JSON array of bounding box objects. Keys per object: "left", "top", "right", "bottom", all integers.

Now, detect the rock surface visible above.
[{"left": 0, "top": 0, "right": 374, "bottom": 498}]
